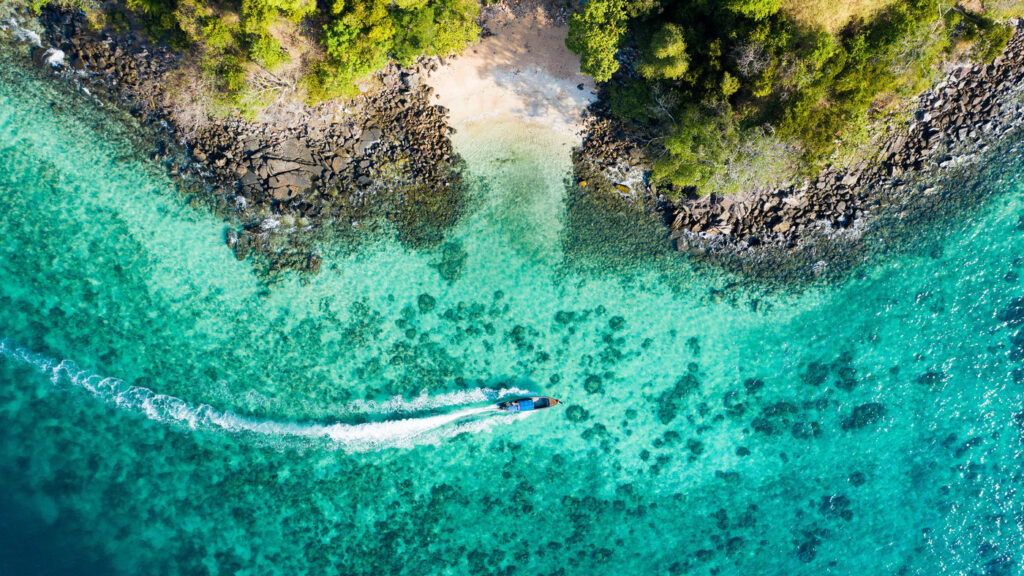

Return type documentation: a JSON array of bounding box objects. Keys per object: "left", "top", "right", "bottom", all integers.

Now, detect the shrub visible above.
[{"left": 248, "top": 32, "right": 289, "bottom": 69}]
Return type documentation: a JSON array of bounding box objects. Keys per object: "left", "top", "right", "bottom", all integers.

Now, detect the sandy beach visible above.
[{"left": 424, "top": 1, "right": 596, "bottom": 138}]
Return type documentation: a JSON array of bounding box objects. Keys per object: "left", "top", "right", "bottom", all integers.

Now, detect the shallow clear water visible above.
[{"left": 2, "top": 42, "right": 1024, "bottom": 576}]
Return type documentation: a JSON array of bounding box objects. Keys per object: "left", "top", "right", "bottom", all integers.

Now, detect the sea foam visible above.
[{"left": 1, "top": 17, "right": 42, "bottom": 47}]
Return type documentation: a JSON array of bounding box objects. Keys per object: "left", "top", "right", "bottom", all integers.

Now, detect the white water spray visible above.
[{"left": 0, "top": 339, "right": 530, "bottom": 452}]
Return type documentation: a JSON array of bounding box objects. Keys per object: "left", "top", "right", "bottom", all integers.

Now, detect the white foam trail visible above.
[
  {"left": 0, "top": 339, "right": 525, "bottom": 452},
  {"left": 336, "top": 385, "right": 534, "bottom": 415},
  {"left": 1, "top": 17, "right": 41, "bottom": 47}
]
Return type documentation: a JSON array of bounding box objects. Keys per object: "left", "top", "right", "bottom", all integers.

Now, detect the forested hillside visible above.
[{"left": 567, "top": 0, "right": 1020, "bottom": 195}]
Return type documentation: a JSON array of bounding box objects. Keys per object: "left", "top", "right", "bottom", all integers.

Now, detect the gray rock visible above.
[
  {"left": 240, "top": 170, "right": 261, "bottom": 189},
  {"left": 268, "top": 170, "right": 312, "bottom": 192},
  {"left": 356, "top": 128, "right": 382, "bottom": 155},
  {"left": 275, "top": 137, "right": 314, "bottom": 164},
  {"left": 266, "top": 158, "right": 306, "bottom": 175}
]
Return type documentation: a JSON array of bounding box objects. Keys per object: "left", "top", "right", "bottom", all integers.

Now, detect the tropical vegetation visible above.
[
  {"left": 567, "top": 0, "right": 1020, "bottom": 195},
  {"left": 34, "top": 0, "right": 479, "bottom": 111}
]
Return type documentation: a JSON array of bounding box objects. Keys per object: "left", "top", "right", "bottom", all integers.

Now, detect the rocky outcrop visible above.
[
  {"left": 573, "top": 23, "right": 1024, "bottom": 283},
  {"left": 32, "top": 7, "right": 462, "bottom": 276},
  {"left": 187, "top": 70, "right": 463, "bottom": 273},
  {"left": 668, "top": 25, "right": 1024, "bottom": 258}
]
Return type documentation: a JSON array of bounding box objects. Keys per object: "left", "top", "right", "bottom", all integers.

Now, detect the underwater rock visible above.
[
  {"left": 791, "top": 421, "right": 822, "bottom": 439},
  {"left": 687, "top": 336, "right": 701, "bottom": 355},
  {"left": 722, "top": 390, "right": 746, "bottom": 418},
  {"left": 998, "top": 297, "right": 1024, "bottom": 327},
  {"left": 566, "top": 405, "right": 589, "bottom": 422},
  {"left": 981, "top": 555, "right": 1016, "bottom": 576},
  {"left": 802, "top": 361, "right": 829, "bottom": 387},
  {"left": 751, "top": 401, "right": 800, "bottom": 435},
  {"left": 1008, "top": 330, "right": 1024, "bottom": 361},
  {"left": 686, "top": 438, "right": 704, "bottom": 456},
  {"left": 819, "top": 494, "right": 854, "bottom": 521},
  {"left": 306, "top": 254, "right": 321, "bottom": 275},
  {"left": 743, "top": 378, "right": 765, "bottom": 394},
  {"left": 954, "top": 436, "right": 984, "bottom": 458},
  {"left": 848, "top": 471, "right": 867, "bottom": 487},
  {"left": 725, "top": 536, "right": 745, "bottom": 556},
  {"left": 431, "top": 241, "right": 467, "bottom": 283},
  {"left": 508, "top": 325, "right": 532, "bottom": 350},
  {"left": 796, "top": 535, "right": 820, "bottom": 563},
  {"left": 711, "top": 507, "right": 729, "bottom": 529},
  {"left": 840, "top": 403, "right": 887, "bottom": 431},
  {"left": 582, "top": 423, "right": 611, "bottom": 442},
  {"left": 584, "top": 374, "right": 603, "bottom": 394},
  {"left": 417, "top": 293, "right": 436, "bottom": 313},
  {"left": 832, "top": 352, "right": 858, "bottom": 391},
  {"left": 655, "top": 374, "right": 700, "bottom": 424},
  {"left": 916, "top": 370, "right": 948, "bottom": 387},
  {"left": 1015, "top": 369, "right": 1024, "bottom": 385},
  {"left": 715, "top": 470, "right": 740, "bottom": 484},
  {"left": 554, "top": 310, "right": 575, "bottom": 324}
]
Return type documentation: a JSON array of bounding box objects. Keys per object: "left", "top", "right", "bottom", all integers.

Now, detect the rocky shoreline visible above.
[
  {"left": 15, "top": 6, "right": 463, "bottom": 276},
  {"left": 7, "top": 4, "right": 1024, "bottom": 284},
  {"left": 574, "top": 23, "right": 1024, "bottom": 282}
]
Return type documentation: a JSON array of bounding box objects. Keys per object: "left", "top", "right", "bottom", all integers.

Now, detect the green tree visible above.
[
  {"left": 654, "top": 107, "right": 736, "bottom": 191},
  {"left": 720, "top": 72, "right": 740, "bottom": 97},
  {"left": 249, "top": 33, "right": 289, "bottom": 68},
  {"left": 638, "top": 23, "right": 690, "bottom": 80},
  {"left": 392, "top": 0, "right": 479, "bottom": 65},
  {"left": 566, "top": 0, "right": 626, "bottom": 82},
  {"left": 724, "top": 0, "right": 781, "bottom": 20}
]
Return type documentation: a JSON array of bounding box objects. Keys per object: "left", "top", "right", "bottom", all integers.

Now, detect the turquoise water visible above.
[{"left": 3, "top": 42, "right": 1024, "bottom": 576}]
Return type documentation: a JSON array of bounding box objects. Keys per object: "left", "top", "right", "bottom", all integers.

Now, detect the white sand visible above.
[{"left": 424, "top": 2, "right": 596, "bottom": 139}]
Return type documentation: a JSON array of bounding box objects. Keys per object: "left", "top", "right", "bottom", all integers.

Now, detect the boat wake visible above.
[{"left": 0, "top": 339, "right": 534, "bottom": 452}]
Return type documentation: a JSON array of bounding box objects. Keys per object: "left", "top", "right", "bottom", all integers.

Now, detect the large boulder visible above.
[
  {"left": 275, "top": 137, "right": 314, "bottom": 164},
  {"left": 840, "top": 403, "right": 886, "bottom": 431},
  {"left": 268, "top": 171, "right": 313, "bottom": 200},
  {"left": 356, "top": 127, "right": 383, "bottom": 155},
  {"left": 266, "top": 159, "right": 306, "bottom": 174}
]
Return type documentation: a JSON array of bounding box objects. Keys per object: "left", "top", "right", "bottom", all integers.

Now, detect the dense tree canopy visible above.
[
  {"left": 566, "top": 0, "right": 627, "bottom": 82},
  {"left": 305, "top": 0, "right": 478, "bottom": 99},
  {"left": 638, "top": 23, "right": 689, "bottom": 80},
  {"left": 566, "top": 0, "right": 1019, "bottom": 196},
  {"left": 85, "top": 0, "right": 479, "bottom": 110}
]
